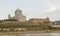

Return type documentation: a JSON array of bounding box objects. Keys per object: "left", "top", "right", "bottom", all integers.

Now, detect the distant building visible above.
[
  {"left": 8, "top": 8, "right": 26, "bottom": 22},
  {"left": 51, "top": 25, "right": 60, "bottom": 27},
  {"left": 28, "top": 17, "right": 50, "bottom": 24}
]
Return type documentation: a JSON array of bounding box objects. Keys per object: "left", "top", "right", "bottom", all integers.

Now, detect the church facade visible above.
[{"left": 8, "top": 8, "right": 26, "bottom": 22}]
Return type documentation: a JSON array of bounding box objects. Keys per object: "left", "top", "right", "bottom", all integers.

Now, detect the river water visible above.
[{"left": 0, "top": 33, "right": 60, "bottom": 36}]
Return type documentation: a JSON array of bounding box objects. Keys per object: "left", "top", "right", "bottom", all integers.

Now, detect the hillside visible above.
[{"left": 54, "top": 20, "right": 60, "bottom": 24}]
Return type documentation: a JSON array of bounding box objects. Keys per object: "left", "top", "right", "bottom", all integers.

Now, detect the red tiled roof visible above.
[{"left": 30, "top": 18, "right": 49, "bottom": 20}]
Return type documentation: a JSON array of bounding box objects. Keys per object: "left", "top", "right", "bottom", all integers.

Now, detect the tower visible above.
[{"left": 8, "top": 14, "right": 11, "bottom": 19}]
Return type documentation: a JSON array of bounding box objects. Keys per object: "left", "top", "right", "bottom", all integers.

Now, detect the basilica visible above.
[{"left": 8, "top": 8, "right": 26, "bottom": 22}]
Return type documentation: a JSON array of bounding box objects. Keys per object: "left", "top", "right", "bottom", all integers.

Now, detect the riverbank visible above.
[
  {"left": 0, "top": 30, "right": 60, "bottom": 34},
  {"left": 0, "top": 33, "right": 60, "bottom": 36},
  {"left": 0, "top": 31, "right": 46, "bottom": 34}
]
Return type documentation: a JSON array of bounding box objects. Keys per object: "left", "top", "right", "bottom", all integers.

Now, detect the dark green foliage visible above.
[{"left": 4, "top": 19, "right": 17, "bottom": 21}]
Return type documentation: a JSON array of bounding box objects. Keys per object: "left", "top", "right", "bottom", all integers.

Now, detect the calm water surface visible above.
[{"left": 0, "top": 33, "right": 60, "bottom": 36}]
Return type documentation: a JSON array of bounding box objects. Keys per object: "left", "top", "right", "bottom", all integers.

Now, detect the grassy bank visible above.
[{"left": 0, "top": 30, "right": 60, "bottom": 34}]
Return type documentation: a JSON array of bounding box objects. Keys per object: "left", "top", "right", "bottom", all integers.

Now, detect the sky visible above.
[{"left": 0, "top": 0, "right": 60, "bottom": 21}]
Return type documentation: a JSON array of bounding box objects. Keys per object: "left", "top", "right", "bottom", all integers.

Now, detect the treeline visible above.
[
  {"left": 0, "top": 23, "right": 50, "bottom": 30},
  {"left": 0, "top": 22, "right": 57, "bottom": 32}
]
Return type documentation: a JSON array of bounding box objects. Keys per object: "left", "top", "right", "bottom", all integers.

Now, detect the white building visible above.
[{"left": 8, "top": 8, "right": 26, "bottom": 22}]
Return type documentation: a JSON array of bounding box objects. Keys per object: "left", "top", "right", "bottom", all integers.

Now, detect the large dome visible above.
[{"left": 15, "top": 8, "right": 22, "bottom": 12}]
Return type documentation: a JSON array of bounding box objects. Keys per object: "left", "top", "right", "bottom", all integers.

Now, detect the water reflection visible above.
[{"left": 0, "top": 33, "right": 60, "bottom": 36}]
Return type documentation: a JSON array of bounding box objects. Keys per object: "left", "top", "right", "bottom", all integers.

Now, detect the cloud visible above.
[
  {"left": 42, "top": 1, "right": 60, "bottom": 13},
  {"left": 43, "top": 5, "right": 56, "bottom": 13},
  {"left": 38, "top": 0, "right": 60, "bottom": 21}
]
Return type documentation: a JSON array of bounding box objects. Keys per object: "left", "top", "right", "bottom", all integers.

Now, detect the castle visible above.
[{"left": 8, "top": 8, "right": 26, "bottom": 22}]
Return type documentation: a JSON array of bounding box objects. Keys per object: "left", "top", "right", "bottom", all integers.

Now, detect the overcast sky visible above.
[{"left": 0, "top": 0, "right": 60, "bottom": 21}]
